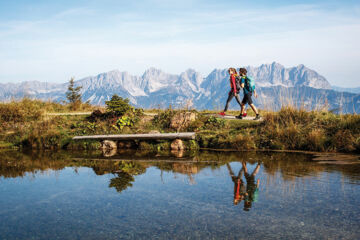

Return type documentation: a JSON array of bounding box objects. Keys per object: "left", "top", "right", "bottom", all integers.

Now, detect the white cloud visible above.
[{"left": 0, "top": 3, "right": 359, "bottom": 87}]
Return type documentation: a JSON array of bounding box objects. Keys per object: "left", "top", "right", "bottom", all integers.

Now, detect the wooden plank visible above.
[{"left": 73, "top": 132, "right": 196, "bottom": 140}]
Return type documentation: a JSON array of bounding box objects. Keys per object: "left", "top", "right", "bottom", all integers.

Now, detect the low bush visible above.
[
  {"left": 105, "top": 95, "right": 132, "bottom": 116},
  {"left": 152, "top": 108, "right": 176, "bottom": 130},
  {"left": 0, "top": 98, "right": 43, "bottom": 123}
]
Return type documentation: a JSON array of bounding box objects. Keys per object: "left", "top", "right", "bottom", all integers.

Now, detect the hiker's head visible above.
[
  {"left": 234, "top": 198, "right": 242, "bottom": 205},
  {"left": 239, "top": 68, "right": 247, "bottom": 76},
  {"left": 228, "top": 68, "right": 237, "bottom": 75},
  {"left": 244, "top": 200, "right": 252, "bottom": 211}
]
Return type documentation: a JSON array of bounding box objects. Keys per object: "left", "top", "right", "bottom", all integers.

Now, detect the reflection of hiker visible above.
[
  {"left": 226, "top": 163, "right": 246, "bottom": 205},
  {"left": 219, "top": 68, "right": 247, "bottom": 117},
  {"left": 242, "top": 161, "right": 260, "bottom": 211},
  {"left": 237, "top": 68, "right": 260, "bottom": 120}
]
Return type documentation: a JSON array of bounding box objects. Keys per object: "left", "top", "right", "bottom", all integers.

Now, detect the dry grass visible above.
[{"left": 0, "top": 99, "right": 359, "bottom": 153}]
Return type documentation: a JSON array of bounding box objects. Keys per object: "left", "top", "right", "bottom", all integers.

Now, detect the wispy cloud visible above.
[{"left": 0, "top": 1, "right": 359, "bottom": 87}]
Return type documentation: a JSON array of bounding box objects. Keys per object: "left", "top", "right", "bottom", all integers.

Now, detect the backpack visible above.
[
  {"left": 235, "top": 75, "right": 242, "bottom": 90},
  {"left": 244, "top": 76, "right": 255, "bottom": 92}
]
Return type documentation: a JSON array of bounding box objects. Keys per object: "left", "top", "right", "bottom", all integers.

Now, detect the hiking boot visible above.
[
  {"left": 242, "top": 112, "right": 247, "bottom": 117},
  {"left": 219, "top": 112, "right": 226, "bottom": 116},
  {"left": 236, "top": 114, "right": 243, "bottom": 119},
  {"left": 254, "top": 114, "right": 261, "bottom": 120}
]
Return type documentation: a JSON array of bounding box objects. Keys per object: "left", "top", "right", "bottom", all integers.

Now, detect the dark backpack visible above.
[{"left": 235, "top": 75, "right": 242, "bottom": 90}]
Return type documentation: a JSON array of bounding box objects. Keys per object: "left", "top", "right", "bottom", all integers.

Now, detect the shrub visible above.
[
  {"left": 234, "top": 132, "right": 255, "bottom": 150},
  {"left": 152, "top": 108, "right": 176, "bottom": 130},
  {"left": 332, "top": 129, "right": 356, "bottom": 152},
  {"left": 0, "top": 98, "right": 43, "bottom": 123},
  {"left": 113, "top": 116, "right": 133, "bottom": 130},
  {"left": 306, "top": 129, "right": 326, "bottom": 151},
  {"left": 204, "top": 116, "right": 225, "bottom": 129},
  {"left": 105, "top": 95, "right": 132, "bottom": 116},
  {"left": 187, "top": 119, "right": 205, "bottom": 131}
]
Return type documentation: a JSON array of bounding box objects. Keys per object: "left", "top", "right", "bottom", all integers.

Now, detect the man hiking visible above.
[
  {"left": 242, "top": 161, "right": 261, "bottom": 211},
  {"left": 237, "top": 68, "right": 260, "bottom": 120}
]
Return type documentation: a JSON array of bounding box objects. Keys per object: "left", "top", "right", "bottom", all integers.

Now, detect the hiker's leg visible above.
[
  {"left": 242, "top": 161, "right": 248, "bottom": 175},
  {"left": 235, "top": 94, "right": 242, "bottom": 107},
  {"left": 251, "top": 163, "right": 261, "bottom": 177},
  {"left": 240, "top": 94, "right": 248, "bottom": 115},
  {"left": 226, "top": 163, "right": 235, "bottom": 178},
  {"left": 237, "top": 166, "right": 245, "bottom": 179},
  {"left": 240, "top": 103, "right": 245, "bottom": 115},
  {"left": 249, "top": 104, "right": 259, "bottom": 115},
  {"left": 224, "top": 92, "right": 234, "bottom": 112}
]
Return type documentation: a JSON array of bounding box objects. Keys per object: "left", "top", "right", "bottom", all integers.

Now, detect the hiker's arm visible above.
[
  {"left": 254, "top": 89, "right": 258, "bottom": 98},
  {"left": 240, "top": 78, "right": 245, "bottom": 88}
]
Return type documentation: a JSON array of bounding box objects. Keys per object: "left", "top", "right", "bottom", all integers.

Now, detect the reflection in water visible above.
[
  {"left": 109, "top": 172, "right": 134, "bottom": 193},
  {"left": 226, "top": 163, "right": 245, "bottom": 205},
  {"left": 0, "top": 150, "right": 360, "bottom": 239},
  {"left": 108, "top": 161, "right": 146, "bottom": 193},
  {"left": 1, "top": 150, "right": 360, "bottom": 187},
  {"left": 243, "top": 161, "right": 261, "bottom": 211},
  {"left": 227, "top": 162, "right": 261, "bottom": 211}
]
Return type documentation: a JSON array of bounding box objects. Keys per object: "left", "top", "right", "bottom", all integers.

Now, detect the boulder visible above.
[
  {"left": 102, "top": 148, "right": 117, "bottom": 157},
  {"left": 101, "top": 140, "right": 117, "bottom": 150},
  {"left": 118, "top": 141, "right": 134, "bottom": 149},
  {"left": 171, "top": 149, "right": 184, "bottom": 158},
  {"left": 170, "top": 112, "right": 196, "bottom": 130},
  {"left": 171, "top": 139, "right": 185, "bottom": 151}
]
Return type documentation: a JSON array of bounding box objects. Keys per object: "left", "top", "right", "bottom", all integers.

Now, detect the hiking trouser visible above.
[{"left": 224, "top": 90, "right": 241, "bottom": 111}]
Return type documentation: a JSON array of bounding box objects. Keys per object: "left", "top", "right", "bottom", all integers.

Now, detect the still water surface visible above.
[{"left": 0, "top": 150, "right": 359, "bottom": 239}]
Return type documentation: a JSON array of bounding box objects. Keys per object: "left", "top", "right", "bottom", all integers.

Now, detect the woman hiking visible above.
[{"left": 219, "top": 68, "right": 247, "bottom": 116}]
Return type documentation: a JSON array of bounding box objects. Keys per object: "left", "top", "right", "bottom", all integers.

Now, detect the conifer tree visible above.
[
  {"left": 66, "top": 77, "right": 82, "bottom": 110},
  {"left": 105, "top": 94, "right": 132, "bottom": 116}
]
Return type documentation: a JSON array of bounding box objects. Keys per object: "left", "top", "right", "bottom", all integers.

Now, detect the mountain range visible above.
[{"left": 0, "top": 62, "right": 359, "bottom": 113}]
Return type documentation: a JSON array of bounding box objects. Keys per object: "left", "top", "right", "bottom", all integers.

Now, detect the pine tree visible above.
[
  {"left": 66, "top": 77, "right": 82, "bottom": 110},
  {"left": 105, "top": 94, "right": 132, "bottom": 116}
]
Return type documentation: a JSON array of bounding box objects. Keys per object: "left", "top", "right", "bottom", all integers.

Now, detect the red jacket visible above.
[{"left": 229, "top": 74, "right": 237, "bottom": 94}]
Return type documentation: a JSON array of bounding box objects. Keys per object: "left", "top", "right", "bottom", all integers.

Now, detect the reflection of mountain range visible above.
[{"left": 1, "top": 62, "right": 359, "bottom": 113}]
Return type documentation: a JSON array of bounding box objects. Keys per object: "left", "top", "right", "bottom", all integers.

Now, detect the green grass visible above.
[{"left": 0, "top": 99, "right": 359, "bottom": 153}]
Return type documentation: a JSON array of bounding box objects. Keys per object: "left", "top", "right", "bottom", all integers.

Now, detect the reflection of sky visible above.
[
  {"left": 0, "top": 161, "right": 359, "bottom": 239},
  {"left": 0, "top": 1, "right": 359, "bottom": 87}
]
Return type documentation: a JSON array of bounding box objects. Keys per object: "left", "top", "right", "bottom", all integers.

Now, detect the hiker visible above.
[
  {"left": 237, "top": 68, "right": 260, "bottom": 120},
  {"left": 219, "top": 68, "right": 247, "bottom": 117},
  {"left": 242, "top": 161, "right": 261, "bottom": 211},
  {"left": 226, "top": 163, "right": 246, "bottom": 205}
]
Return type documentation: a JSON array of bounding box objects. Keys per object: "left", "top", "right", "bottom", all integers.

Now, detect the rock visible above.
[
  {"left": 170, "top": 112, "right": 196, "bottom": 130},
  {"left": 101, "top": 140, "right": 117, "bottom": 150},
  {"left": 171, "top": 139, "right": 184, "bottom": 151},
  {"left": 102, "top": 148, "right": 117, "bottom": 157},
  {"left": 118, "top": 141, "right": 134, "bottom": 149},
  {"left": 88, "top": 109, "right": 106, "bottom": 121},
  {"left": 171, "top": 149, "right": 184, "bottom": 158}
]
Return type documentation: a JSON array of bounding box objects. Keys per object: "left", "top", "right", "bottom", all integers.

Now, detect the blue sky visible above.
[{"left": 0, "top": 0, "right": 359, "bottom": 87}]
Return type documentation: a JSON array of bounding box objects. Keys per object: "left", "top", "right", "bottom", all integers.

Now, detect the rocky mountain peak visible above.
[{"left": 0, "top": 63, "right": 341, "bottom": 110}]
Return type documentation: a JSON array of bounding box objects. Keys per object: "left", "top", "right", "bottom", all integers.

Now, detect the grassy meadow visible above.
[{"left": 0, "top": 98, "right": 359, "bottom": 153}]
